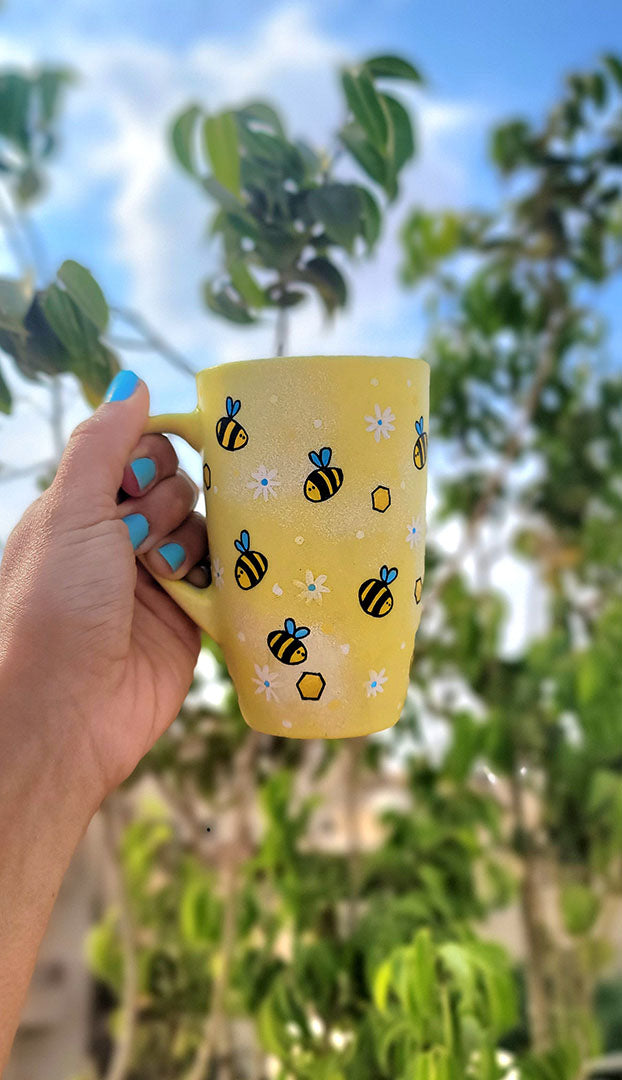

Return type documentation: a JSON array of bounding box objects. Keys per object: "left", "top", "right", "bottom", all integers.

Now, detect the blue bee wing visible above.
[
  {"left": 309, "top": 451, "right": 321, "bottom": 467},
  {"left": 240, "top": 529, "right": 250, "bottom": 550},
  {"left": 295, "top": 626, "right": 310, "bottom": 639},
  {"left": 226, "top": 395, "right": 233, "bottom": 416},
  {"left": 320, "top": 446, "right": 331, "bottom": 466},
  {"left": 416, "top": 416, "right": 423, "bottom": 435},
  {"left": 284, "top": 617, "right": 295, "bottom": 635},
  {"left": 232, "top": 399, "right": 241, "bottom": 416},
  {"left": 386, "top": 567, "right": 398, "bottom": 584},
  {"left": 380, "top": 564, "right": 388, "bottom": 581},
  {"left": 234, "top": 540, "right": 244, "bottom": 553}
]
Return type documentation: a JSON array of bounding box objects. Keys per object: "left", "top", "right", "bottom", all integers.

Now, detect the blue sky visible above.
[{"left": 0, "top": 0, "right": 619, "bottom": 605}]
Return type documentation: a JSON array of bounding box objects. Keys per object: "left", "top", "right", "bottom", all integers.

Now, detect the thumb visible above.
[{"left": 54, "top": 370, "right": 150, "bottom": 512}]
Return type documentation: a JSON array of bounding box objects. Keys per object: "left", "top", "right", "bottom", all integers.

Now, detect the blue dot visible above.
[
  {"left": 261, "top": 477, "right": 268, "bottom": 485},
  {"left": 371, "top": 681, "right": 377, "bottom": 688},
  {"left": 378, "top": 419, "right": 382, "bottom": 425},
  {"left": 308, "top": 583, "right": 316, "bottom": 591},
  {"left": 264, "top": 680, "right": 270, "bottom": 687}
]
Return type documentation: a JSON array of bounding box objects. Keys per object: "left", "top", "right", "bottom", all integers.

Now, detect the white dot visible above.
[
  {"left": 313, "top": 418, "right": 323, "bottom": 428},
  {"left": 370, "top": 377, "right": 379, "bottom": 386},
  {"left": 356, "top": 530, "right": 365, "bottom": 539},
  {"left": 400, "top": 480, "right": 406, "bottom": 490},
  {"left": 295, "top": 535, "right": 305, "bottom": 545},
  {"left": 407, "top": 379, "right": 412, "bottom": 387},
  {"left": 400, "top": 641, "right": 406, "bottom": 650},
  {"left": 213, "top": 485, "right": 218, "bottom": 493},
  {"left": 341, "top": 643, "right": 350, "bottom": 655},
  {"left": 272, "top": 583, "right": 283, "bottom": 596},
  {"left": 270, "top": 394, "right": 278, "bottom": 404},
  {"left": 282, "top": 719, "right": 292, "bottom": 729},
  {"left": 237, "top": 631, "right": 246, "bottom": 642}
]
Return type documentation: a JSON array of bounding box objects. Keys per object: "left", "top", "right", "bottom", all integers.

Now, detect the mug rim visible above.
[{"left": 194, "top": 354, "right": 428, "bottom": 381}]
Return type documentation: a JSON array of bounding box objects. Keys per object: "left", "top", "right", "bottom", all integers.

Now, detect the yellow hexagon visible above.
[
  {"left": 371, "top": 485, "right": 391, "bottom": 513},
  {"left": 203, "top": 462, "right": 211, "bottom": 491},
  {"left": 296, "top": 671, "right": 326, "bottom": 701},
  {"left": 414, "top": 577, "right": 423, "bottom": 604}
]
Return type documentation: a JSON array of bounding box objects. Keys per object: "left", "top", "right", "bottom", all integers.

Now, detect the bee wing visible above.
[
  {"left": 320, "top": 446, "right": 331, "bottom": 466},
  {"left": 386, "top": 567, "right": 398, "bottom": 584},
  {"left": 234, "top": 540, "right": 245, "bottom": 553},
  {"left": 379, "top": 564, "right": 388, "bottom": 581},
  {"left": 416, "top": 416, "right": 423, "bottom": 434},
  {"left": 232, "top": 399, "right": 241, "bottom": 416},
  {"left": 240, "top": 529, "right": 250, "bottom": 549},
  {"left": 226, "top": 395, "right": 233, "bottom": 415},
  {"left": 284, "top": 617, "right": 295, "bottom": 635},
  {"left": 308, "top": 451, "right": 321, "bottom": 467},
  {"left": 295, "top": 627, "right": 310, "bottom": 639}
]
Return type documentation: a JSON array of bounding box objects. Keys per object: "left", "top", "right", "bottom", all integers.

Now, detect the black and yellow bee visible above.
[
  {"left": 304, "top": 446, "right": 343, "bottom": 502},
  {"left": 216, "top": 396, "right": 248, "bottom": 451},
  {"left": 267, "top": 617, "right": 310, "bottom": 665},
  {"left": 358, "top": 565, "right": 398, "bottom": 618},
  {"left": 234, "top": 529, "right": 268, "bottom": 590},
  {"left": 413, "top": 416, "right": 428, "bottom": 470}
]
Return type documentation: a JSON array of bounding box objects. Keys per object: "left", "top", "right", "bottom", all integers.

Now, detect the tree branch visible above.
[{"left": 109, "top": 307, "right": 196, "bottom": 377}]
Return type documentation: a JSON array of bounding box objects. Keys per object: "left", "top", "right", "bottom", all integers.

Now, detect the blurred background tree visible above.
[{"left": 1, "top": 24, "right": 622, "bottom": 1080}]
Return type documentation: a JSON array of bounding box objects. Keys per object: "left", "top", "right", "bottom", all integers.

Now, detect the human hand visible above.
[{"left": 0, "top": 369, "right": 207, "bottom": 814}]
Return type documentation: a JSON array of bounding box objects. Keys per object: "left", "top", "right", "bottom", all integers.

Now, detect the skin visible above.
[{"left": 0, "top": 375, "right": 209, "bottom": 1070}]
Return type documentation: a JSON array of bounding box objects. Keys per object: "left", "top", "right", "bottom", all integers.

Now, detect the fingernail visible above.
[
  {"left": 122, "top": 513, "right": 149, "bottom": 550},
  {"left": 130, "top": 457, "right": 156, "bottom": 490},
  {"left": 104, "top": 370, "right": 139, "bottom": 402},
  {"left": 158, "top": 542, "right": 185, "bottom": 571}
]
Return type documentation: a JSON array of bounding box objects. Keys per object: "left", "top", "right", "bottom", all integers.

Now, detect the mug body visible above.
[{"left": 197, "top": 355, "right": 428, "bottom": 738}]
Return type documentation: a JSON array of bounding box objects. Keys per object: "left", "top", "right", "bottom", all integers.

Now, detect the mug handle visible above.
[{"left": 140, "top": 408, "right": 220, "bottom": 642}]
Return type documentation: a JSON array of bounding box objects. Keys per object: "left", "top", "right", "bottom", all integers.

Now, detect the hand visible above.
[{"left": 0, "top": 369, "right": 207, "bottom": 813}]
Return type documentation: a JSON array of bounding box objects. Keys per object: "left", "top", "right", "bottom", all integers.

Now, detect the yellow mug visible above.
[{"left": 144, "top": 354, "right": 429, "bottom": 739}]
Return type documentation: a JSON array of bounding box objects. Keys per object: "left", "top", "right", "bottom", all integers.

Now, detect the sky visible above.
[{"left": 0, "top": 0, "right": 620, "bottom": 651}]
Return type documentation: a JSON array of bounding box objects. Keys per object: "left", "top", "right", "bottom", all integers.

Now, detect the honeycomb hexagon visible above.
[
  {"left": 203, "top": 462, "right": 211, "bottom": 491},
  {"left": 371, "top": 485, "right": 391, "bottom": 513},
  {"left": 414, "top": 577, "right": 423, "bottom": 604},
  {"left": 296, "top": 671, "right": 326, "bottom": 701}
]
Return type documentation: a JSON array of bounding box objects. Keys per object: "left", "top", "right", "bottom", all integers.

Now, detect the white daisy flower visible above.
[
  {"left": 212, "top": 556, "right": 224, "bottom": 589},
  {"left": 405, "top": 516, "right": 423, "bottom": 549},
  {"left": 252, "top": 663, "right": 280, "bottom": 702},
  {"left": 365, "top": 668, "right": 388, "bottom": 698},
  {"left": 365, "top": 404, "right": 395, "bottom": 442},
  {"left": 293, "top": 569, "right": 330, "bottom": 604},
  {"left": 247, "top": 465, "right": 280, "bottom": 500}
]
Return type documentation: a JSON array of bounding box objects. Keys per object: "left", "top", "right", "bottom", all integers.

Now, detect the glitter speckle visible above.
[
  {"left": 400, "top": 641, "right": 406, "bottom": 650},
  {"left": 237, "top": 631, "right": 246, "bottom": 642},
  {"left": 213, "top": 485, "right": 218, "bottom": 493},
  {"left": 341, "top": 644, "right": 350, "bottom": 655},
  {"left": 272, "top": 583, "right": 283, "bottom": 596},
  {"left": 400, "top": 480, "right": 406, "bottom": 489},
  {"left": 407, "top": 379, "right": 412, "bottom": 387},
  {"left": 370, "top": 377, "right": 379, "bottom": 386},
  {"left": 282, "top": 719, "right": 292, "bottom": 729},
  {"left": 295, "top": 535, "right": 305, "bottom": 545},
  {"left": 313, "top": 418, "right": 323, "bottom": 429},
  {"left": 355, "top": 530, "right": 365, "bottom": 539}
]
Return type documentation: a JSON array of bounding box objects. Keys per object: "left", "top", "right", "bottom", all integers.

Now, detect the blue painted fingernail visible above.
[
  {"left": 158, "top": 542, "right": 185, "bottom": 571},
  {"left": 122, "top": 513, "right": 149, "bottom": 550},
  {"left": 130, "top": 457, "right": 156, "bottom": 490},
  {"left": 104, "top": 370, "right": 139, "bottom": 402}
]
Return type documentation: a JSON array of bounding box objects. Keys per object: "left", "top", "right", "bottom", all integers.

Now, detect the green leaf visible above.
[
  {"left": 560, "top": 883, "right": 600, "bottom": 936},
  {"left": 35, "top": 67, "right": 74, "bottom": 126},
  {"left": 42, "top": 284, "right": 97, "bottom": 356},
  {"left": 0, "top": 362, "right": 12, "bottom": 413},
  {"left": 203, "top": 111, "right": 240, "bottom": 197},
  {"left": 381, "top": 92, "right": 415, "bottom": 172},
  {"left": 603, "top": 53, "right": 622, "bottom": 88},
  {"left": 341, "top": 69, "right": 388, "bottom": 151},
  {"left": 0, "top": 275, "right": 33, "bottom": 330},
  {"left": 0, "top": 73, "right": 30, "bottom": 154},
  {"left": 364, "top": 55, "right": 424, "bottom": 84},
  {"left": 229, "top": 259, "right": 265, "bottom": 308},
  {"left": 203, "top": 280, "right": 256, "bottom": 324},
  {"left": 58, "top": 260, "right": 109, "bottom": 332},
  {"left": 339, "top": 122, "right": 386, "bottom": 186},
  {"left": 202, "top": 175, "right": 244, "bottom": 212},
  {"left": 170, "top": 104, "right": 201, "bottom": 175},
  {"left": 306, "top": 183, "right": 362, "bottom": 251},
  {"left": 295, "top": 256, "right": 347, "bottom": 316},
  {"left": 236, "top": 101, "right": 285, "bottom": 138},
  {"left": 356, "top": 185, "right": 382, "bottom": 251},
  {"left": 372, "top": 958, "right": 392, "bottom": 1011}
]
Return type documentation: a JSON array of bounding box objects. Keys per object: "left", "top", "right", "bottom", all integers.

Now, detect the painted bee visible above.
[
  {"left": 216, "top": 396, "right": 248, "bottom": 451},
  {"left": 234, "top": 529, "right": 268, "bottom": 590},
  {"left": 304, "top": 446, "right": 343, "bottom": 502},
  {"left": 413, "top": 416, "right": 428, "bottom": 470},
  {"left": 358, "top": 565, "right": 398, "bottom": 618},
  {"left": 267, "top": 617, "right": 310, "bottom": 665}
]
